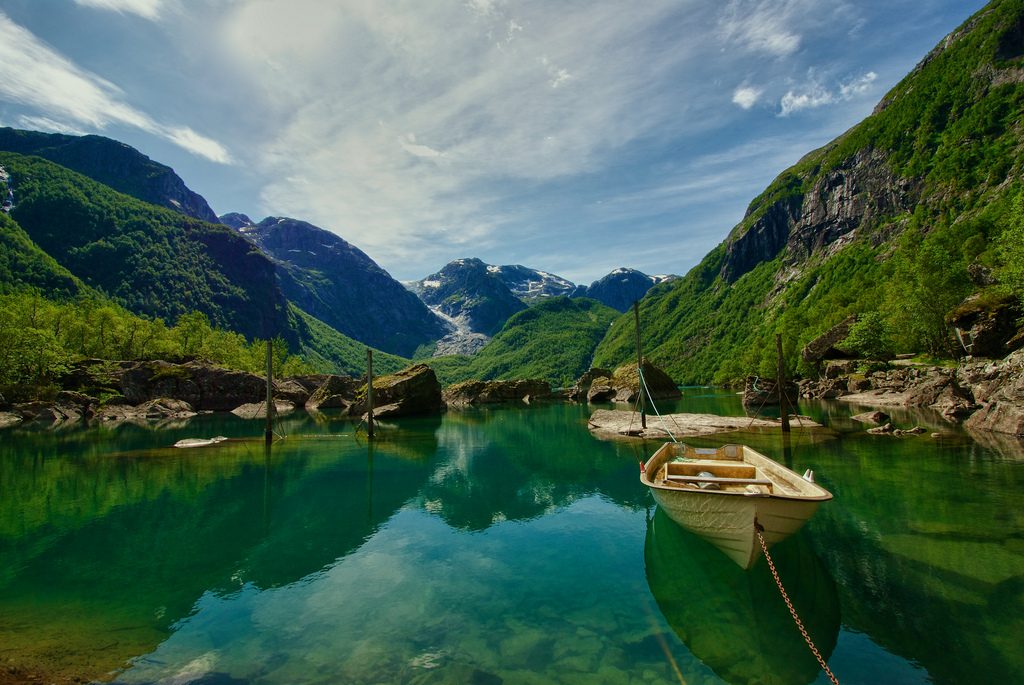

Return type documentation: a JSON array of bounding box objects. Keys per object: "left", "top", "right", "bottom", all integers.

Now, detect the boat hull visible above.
[{"left": 648, "top": 486, "right": 821, "bottom": 569}]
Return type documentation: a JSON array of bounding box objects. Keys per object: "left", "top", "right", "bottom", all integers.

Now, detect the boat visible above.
[{"left": 640, "top": 442, "right": 832, "bottom": 569}]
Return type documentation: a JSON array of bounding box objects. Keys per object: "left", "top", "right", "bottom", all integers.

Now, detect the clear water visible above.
[{"left": 1, "top": 392, "right": 1022, "bottom": 685}]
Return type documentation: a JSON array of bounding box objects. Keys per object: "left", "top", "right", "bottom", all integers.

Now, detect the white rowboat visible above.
[{"left": 640, "top": 442, "right": 832, "bottom": 569}]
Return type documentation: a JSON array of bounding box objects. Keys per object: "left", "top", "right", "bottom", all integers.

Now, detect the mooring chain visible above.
[{"left": 756, "top": 527, "right": 841, "bottom": 685}]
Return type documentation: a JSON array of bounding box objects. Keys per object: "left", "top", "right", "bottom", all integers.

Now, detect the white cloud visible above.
[
  {"left": 779, "top": 82, "right": 834, "bottom": 115},
  {"left": 732, "top": 85, "right": 762, "bottom": 109},
  {"left": 840, "top": 70, "right": 878, "bottom": 98},
  {"left": 73, "top": 0, "right": 164, "bottom": 20},
  {"left": 164, "top": 126, "right": 233, "bottom": 164},
  {"left": 719, "top": 1, "right": 802, "bottom": 56},
  {"left": 0, "top": 11, "right": 231, "bottom": 163},
  {"left": 779, "top": 69, "right": 878, "bottom": 116},
  {"left": 218, "top": 0, "right": 722, "bottom": 266},
  {"left": 13, "top": 115, "right": 87, "bottom": 136}
]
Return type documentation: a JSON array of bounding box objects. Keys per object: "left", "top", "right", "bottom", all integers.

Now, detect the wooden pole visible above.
[
  {"left": 264, "top": 339, "right": 274, "bottom": 445},
  {"left": 776, "top": 333, "right": 790, "bottom": 433},
  {"left": 633, "top": 301, "right": 646, "bottom": 429},
  {"left": 366, "top": 348, "right": 375, "bottom": 440}
]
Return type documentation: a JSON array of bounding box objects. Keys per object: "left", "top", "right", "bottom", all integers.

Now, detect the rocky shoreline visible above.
[
  {"left": 796, "top": 349, "right": 1024, "bottom": 436},
  {"left": 3, "top": 351, "right": 1023, "bottom": 439}
]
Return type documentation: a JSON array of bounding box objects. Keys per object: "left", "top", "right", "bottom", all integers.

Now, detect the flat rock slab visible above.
[
  {"left": 837, "top": 389, "right": 913, "bottom": 407},
  {"left": 587, "top": 409, "right": 823, "bottom": 440}
]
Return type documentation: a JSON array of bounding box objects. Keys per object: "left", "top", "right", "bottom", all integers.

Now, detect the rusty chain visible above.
[{"left": 756, "top": 526, "right": 841, "bottom": 685}]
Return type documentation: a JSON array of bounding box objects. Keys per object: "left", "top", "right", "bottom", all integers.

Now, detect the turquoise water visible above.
[{"left": 1, "top": 393, "right": 1022, "bottom": 684}]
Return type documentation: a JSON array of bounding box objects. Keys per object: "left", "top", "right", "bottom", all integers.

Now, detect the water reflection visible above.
[
  {"left": 422, "top": 404, "right": 646, "bottom": 530},
  {"left": 645, "top": 508, "right": 840, "bottom": 685}
]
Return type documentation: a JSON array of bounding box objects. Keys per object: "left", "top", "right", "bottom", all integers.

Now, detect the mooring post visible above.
[
  {"left": 264, "top": 339, "right": 274, "bottom": 445},
  {"left": 366, "top": 348, "right": 375, "bottom": 440},
  {"left": 776, "top": 333, "right": 790, "bottom": 433},
  {"left": 633, "top": 301, "right": 647, "bottom": 430}
]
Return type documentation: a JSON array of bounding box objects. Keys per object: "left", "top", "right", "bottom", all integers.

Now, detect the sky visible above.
[{"left": 0, "top": 0, "right": 988, "bottom": 284}]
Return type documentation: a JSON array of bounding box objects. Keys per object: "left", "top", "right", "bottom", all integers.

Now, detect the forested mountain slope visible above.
[
  {"left": 0, "top": 151, "right": 291, "bottom": 343},
  {"left": 594, "top": 0, "right": 1024, "bottom": 384},
  {"left": 0, "top": 128, "right": 219, "bottom": 222}
]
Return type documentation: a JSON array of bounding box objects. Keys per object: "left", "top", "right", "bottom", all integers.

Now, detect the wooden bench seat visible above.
[{"left": 665, "top": 475, "right": 773, "bottom": 486}]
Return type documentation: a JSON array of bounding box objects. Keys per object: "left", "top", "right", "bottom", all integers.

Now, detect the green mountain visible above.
[
  {"left": 222, "top": 213, "right": 447, "bottom": 358},
  {"left": 594, "top": 0, "right": 1024, "bottom": 384},
  {"left": 0, "top": 212, "right": 85, "bottom": 298},
  {"left": 0, "top": 128, "right": 219, "bottom": 222},
  {"left": 429, "top": 297, "right": 619, "bottom": 386},
  {"left": 0, "top": 151, "right": 291, "bottom": 343}
]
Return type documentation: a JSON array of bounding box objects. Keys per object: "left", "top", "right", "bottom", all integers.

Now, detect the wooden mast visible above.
[
  {"left": 776, "top": 333, "right": 790, "bottom": 433},
  {"left": 264, "top": 339, "right": 274, "bottom": 444},
  {"left": 366, "top": 348, "right": 375, "bottom": 439},
  {"left": 634, "top": 301, "right": 646, "bottom": 430}
]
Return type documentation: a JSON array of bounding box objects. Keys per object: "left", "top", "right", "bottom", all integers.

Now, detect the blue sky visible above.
[{"left": 0, "top": 0, "right": 987, "bottom": 284}]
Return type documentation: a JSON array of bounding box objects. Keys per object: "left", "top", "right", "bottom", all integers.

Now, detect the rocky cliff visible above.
[
  {"left": 593, "top": 0, "right": 1024, "bottom": 384},
  {"left": 224, "top": 215, "right": 447, "bottom": 357}
]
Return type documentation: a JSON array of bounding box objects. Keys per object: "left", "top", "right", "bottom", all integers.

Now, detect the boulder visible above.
[
  {"left": 567, "top": 367, "right": 612, "bottom": 402},
  {"left": 851, "top": 410, "right": 890, "bottom": 425},
  {"left": 587, "top": 384, "right": 616, "bottom": 403},
  {"left": 350, "top": 364, "right": 443, "bottom": 417},
  {"left": 14, "top": 401, "right": 81, "bottom": 425},
  {"left": 121, "top": 360, "right": 267, "bottom": 411},
  {"left": 231, "top": 400, "right": 295, "bottom": 419},
  {"left": 607, "top": 362, "right": 681, "bottom": 404},
  {"left": 273, "top": 378, "right": 311, "bottom": 406},
  {"left": 801, "top": 315, "right": 858, "bottom": 363},
  {"left": 867, "top": 422, "right": 895, "bottom": 434},
  {"left": 305, "top": 375, "right": 358, "bottom": 411},
  {"left": 947, "top": 292, "right": 1023, "bottom": 358},
  {"left": 0, "top": 412, "right": 23, "bottom": 429},
  {"left": 963, "top": 350, "right": 1024, "bottom": 435},
  {"left": 443, "top": 379, "right": 552, "bottom": 407},
  {"left": 903, "top": 372, "right": 977, "bottom": 420},
  {"left": 94, "top": 397, "right": 196, "bottom": 423},
  {"left": 138, "top": 398, "right": 196, "bottom": 419}
]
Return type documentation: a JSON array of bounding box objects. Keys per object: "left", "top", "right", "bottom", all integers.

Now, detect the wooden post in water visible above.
[
  {"left": 633, "top": 301, "right": 646, "bottom": 430},
  {"left": 366, "top": 348, "right": 375, "bottom": 440},
  {"left": 264, "top": 339, "right": 274, "bottom": 445},
  {"left": 775, "top": 333, "right": 790, "bottom": 433}
]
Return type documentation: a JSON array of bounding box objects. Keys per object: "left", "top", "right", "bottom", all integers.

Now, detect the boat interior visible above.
[{"left": 647, "top": 443, "right": 815, "bottom": 497}]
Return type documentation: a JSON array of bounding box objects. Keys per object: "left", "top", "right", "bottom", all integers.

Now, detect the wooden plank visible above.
[{"left": 665, "top": 474, "right": 773, "bottom": 486}]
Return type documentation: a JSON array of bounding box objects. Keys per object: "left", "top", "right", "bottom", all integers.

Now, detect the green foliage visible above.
[
  {"left": 997, "top": 190, "right": 1024, "bottom": 302},
  {"left": 592, "top": 1, "right": 1024, "bottom": 384},
  {"left": 427, "top": 297, "right": 619, "bottom": 386},
  {"left": 0, "top": 213, "right": 85, "bottom": 297},
  {"left": 0, "top": 152, "right": 288, "bottom": 342},
  {"left": 0, "top": 290, "right": 312, "bottom": 400},
  {"left": 841, "top": 312, "right": 895, "bottom": 359},
  {"left": 289, "top": 304, "right": 408, "bottom": 377}
]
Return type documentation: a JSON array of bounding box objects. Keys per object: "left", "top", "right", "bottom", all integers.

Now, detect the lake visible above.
[{"left": 1, "top": 391, "right": 1022, "bottom": 684}]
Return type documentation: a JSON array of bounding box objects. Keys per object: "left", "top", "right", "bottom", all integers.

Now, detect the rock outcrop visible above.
[
  {"left": 443, "top": 379, "right": 552, "bottom": 406},
  {"left": 947, "top": 292, "right": 1023, "bottom": 358},
  {"left": 962, "top": 350, "right": 1024, "bottom": 435},
  {"left": 603, "top": 362, "right": 681, "bottom": 404},
  {"left": 567, "top": 368, "right": 612, "bottom": 402},
  {"left": 350, "top": 364, "right": 443, "bottom": 417},
  {"left": 305, "top": 375, "right": 358, "bottom": 411},
  {"left": 121, "top": 361, "right": 267, "bottom": 411}
]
